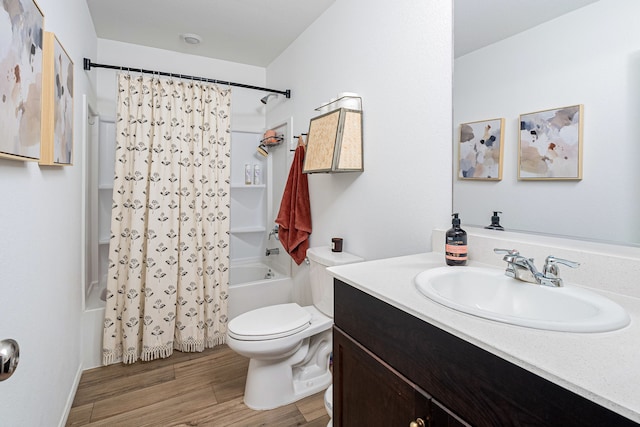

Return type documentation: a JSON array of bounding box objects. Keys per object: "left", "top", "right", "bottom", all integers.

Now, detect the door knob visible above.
[{"left": 0, "top": 339, "right": 20, "bottom": 381}]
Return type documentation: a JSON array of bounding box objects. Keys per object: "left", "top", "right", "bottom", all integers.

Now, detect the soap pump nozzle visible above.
[
  {"left": 451, "top": 212, "right": 461, "bottom": 227},
  {"left": 485, "top": 211, "right": 504, "bottom": 231}
]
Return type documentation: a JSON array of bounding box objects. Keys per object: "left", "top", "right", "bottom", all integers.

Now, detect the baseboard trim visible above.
[{"left": 59, "top": 363, "right": 83, "bottom": 427}]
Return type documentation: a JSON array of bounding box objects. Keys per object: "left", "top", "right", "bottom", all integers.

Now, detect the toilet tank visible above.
[{"left": 307, "top": 246, "right": 364, "bottom": 317}]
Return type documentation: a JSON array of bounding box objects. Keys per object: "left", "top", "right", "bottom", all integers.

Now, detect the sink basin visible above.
[{"left": 414, "top": 267, "right": 630, "bottom": 332}]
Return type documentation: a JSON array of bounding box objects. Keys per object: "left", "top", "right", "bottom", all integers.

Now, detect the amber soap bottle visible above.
[{"left": 445, "top": 213, "right": 468, "bottom": 266}]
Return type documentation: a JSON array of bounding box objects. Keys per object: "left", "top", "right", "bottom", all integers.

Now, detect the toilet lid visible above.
[{"left": 228, "top": 303, "right": 311, "bottom": 341}]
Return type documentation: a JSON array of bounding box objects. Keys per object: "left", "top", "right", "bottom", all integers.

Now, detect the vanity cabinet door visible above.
[
  {"left": 334, "top": 326, "right": 450, "bottom": 427},
  {"left": 430, "top": 398, "right": 469, "bottom": 427}
]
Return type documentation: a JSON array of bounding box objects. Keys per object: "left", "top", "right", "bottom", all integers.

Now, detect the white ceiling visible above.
[
  {"left": 454, "top": 0, "right": 601, "bottom": 57},
  {"left": 86, "top": 0, "right": 335, "bottom": 67},
  {"left": 87, "top": 0, "right": 601, "bottom": 67}
]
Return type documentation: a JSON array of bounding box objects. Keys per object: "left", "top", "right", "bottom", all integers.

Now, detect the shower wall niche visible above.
[{"left": 230, "top": 131, "right": 268, "bottom": 262}]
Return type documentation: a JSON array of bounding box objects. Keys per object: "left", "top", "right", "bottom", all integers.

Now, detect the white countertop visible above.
[{"left": 327, "top": 252, "right": 640, "bottom": 423}]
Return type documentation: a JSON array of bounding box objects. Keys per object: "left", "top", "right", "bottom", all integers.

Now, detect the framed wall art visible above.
[
  {"left": 458, "top": 118, "right": 504, "bottom": 180},
  {"left": 40, "top": 32, "right": 74, "bottom": 166},
  {"left": 303, "top": 108, "right": 363, "bottom": 173},
  {"left": 0, "top": 0, "right": 44, "bottom": 161},
  {"left": 518, "top": 105, "right": 583, "bottom": 180}
]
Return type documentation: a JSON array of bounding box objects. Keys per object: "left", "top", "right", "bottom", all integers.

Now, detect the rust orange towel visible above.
[{"left": 275, "top": 143, "right": 311, "bottom": 265}]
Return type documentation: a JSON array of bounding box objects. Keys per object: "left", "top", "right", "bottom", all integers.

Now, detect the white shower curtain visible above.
[{"left": 103, "top": 73, "right": 231, "bottom": 364}]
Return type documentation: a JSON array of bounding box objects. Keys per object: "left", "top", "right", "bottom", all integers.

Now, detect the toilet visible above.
[
  {"left": 226, "top": 246, "right": 363, "bottom": 410},
  {"left": 324, "top": 384, "right": 333, "bottom": 426}
]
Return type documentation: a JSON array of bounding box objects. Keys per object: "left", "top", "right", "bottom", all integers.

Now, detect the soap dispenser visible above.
[
  {"left": 445, "top": 213, "right": 467, "bottom": 266},
  {"left": 485, "top": 211, "right": 504, "bottom": 231}
]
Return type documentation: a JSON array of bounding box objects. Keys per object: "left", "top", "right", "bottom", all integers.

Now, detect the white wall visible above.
[
  {"left": 454, "top": 0, "right": 640, "bottom": 243},
  {"left": 0, "top": 0, "right": 97, "bottom": 425},
  {"left": 266, "top": 0, "right": 454, "bottom": 264},
  {"left": 96, "top": 39, "right": 267, "bottom": 132}
]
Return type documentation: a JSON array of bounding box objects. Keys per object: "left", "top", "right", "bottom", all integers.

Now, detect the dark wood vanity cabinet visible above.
[
  {"left": 334, "top": 327, "right": 467, "bottom": 426},
  {"left": 333, "top": 279, "right": 639, "bottom": 427}
]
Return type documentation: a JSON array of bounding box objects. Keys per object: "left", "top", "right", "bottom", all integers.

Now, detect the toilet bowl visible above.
[
  {"left": 226, "top": 246, "right": 363, "bottom": 410},
  {"left": 324, "top": 384, "right": 333, "bottom": 427}
]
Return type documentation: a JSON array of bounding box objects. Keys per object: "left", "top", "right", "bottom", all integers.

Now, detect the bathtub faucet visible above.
[
  {"left": 269, "top": 225, "right": 280, "bottom": 241},
  {"left": 266, "top": 248, "right": 280, "bottom": 256}
]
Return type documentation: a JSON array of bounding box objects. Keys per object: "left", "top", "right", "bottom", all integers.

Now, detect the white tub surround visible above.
[
  {"left": 228, "top": 262, "right": 293, "bottom": 320},
  {"left": 327, "top": 231, "right": 640, "bottom": 423},
  {"left": 230, "top": 262, "right": 282, "bottom": 285}
]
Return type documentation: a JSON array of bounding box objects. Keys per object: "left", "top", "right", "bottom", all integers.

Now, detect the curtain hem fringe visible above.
[
  {"left": 140, "top": 345, "right": 174, "bottom": 362},
  {"left": 104, "top": 335, "right": 227, "bottom": 365},
  {"left": 174, "top": 334, "right": 226, "bottom": 353},
  {"left": 102, "top": 352, "right": 121, "bottom": 366}
]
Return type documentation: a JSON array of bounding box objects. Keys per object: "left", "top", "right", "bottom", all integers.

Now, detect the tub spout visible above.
[{"left": 266, "top": 248, "right": 280, "bottom": 256}]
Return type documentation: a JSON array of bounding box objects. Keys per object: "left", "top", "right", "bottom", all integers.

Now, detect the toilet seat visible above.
[{"left": 228, "top": 303, "right": 311, "bottom": 341}]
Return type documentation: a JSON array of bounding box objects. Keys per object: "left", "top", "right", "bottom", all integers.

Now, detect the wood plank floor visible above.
[{"left": 67, "top": 345, "right": 330, "bottom": 426}]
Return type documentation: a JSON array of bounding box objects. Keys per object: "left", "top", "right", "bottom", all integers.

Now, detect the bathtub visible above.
[{"left": 228, "top": 261, "right": 293, "bottom": 320}]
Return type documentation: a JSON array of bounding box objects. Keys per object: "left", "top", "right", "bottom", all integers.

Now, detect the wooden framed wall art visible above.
[
  {"left": 303, "top": 108, "right": 363, "bottom": 173},
  {"left": 519, "top": 105, "right": 583, "bottom": 180},
  {"left": 458, "top": 118, "right": 504, "bottom": 180},
  {"left": 40, "top": 32, "right": 74, "bottom": 165},
  {"left": 0, "top": 0, "right": 44, "bottom": 161}
]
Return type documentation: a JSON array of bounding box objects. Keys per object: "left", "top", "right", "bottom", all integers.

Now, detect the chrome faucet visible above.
[
  {"left": 268, "top": 225, "right": 279, "bottom": 241},
  {"left": 494, "top": 248, "right": 538, "bottom": 283},
  {"left": 266, "top": 247, "right": 280, "bottom": 256},
  {"left": 541, "top": 255, "right": 581, "bottom": 287},
  {"left": 494, "top": 248, "right": 580, "bottom": 287}
]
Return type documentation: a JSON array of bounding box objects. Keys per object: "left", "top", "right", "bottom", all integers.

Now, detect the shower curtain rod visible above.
[{"left": 83, "top": 58, "right": 291, "bottom": 98}]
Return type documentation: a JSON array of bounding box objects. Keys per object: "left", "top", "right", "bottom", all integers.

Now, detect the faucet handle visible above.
[
  {"left": 268, "top": 225, "right": 280, "bottom": 241},
  {"left": 494, "top": 248, "right": 520, "bottom": 256},
  {"left": 543, "top": 255, "right": 580, "bottom": 277},
  {"left": 544, "top": 255, "right": 580, "bottom": 271},
  {"left": 494, "top": 248, "right": 521, "bottom": 263},
  {"left": 494, "top": 248, "right": 519, "bottom": 254}
]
